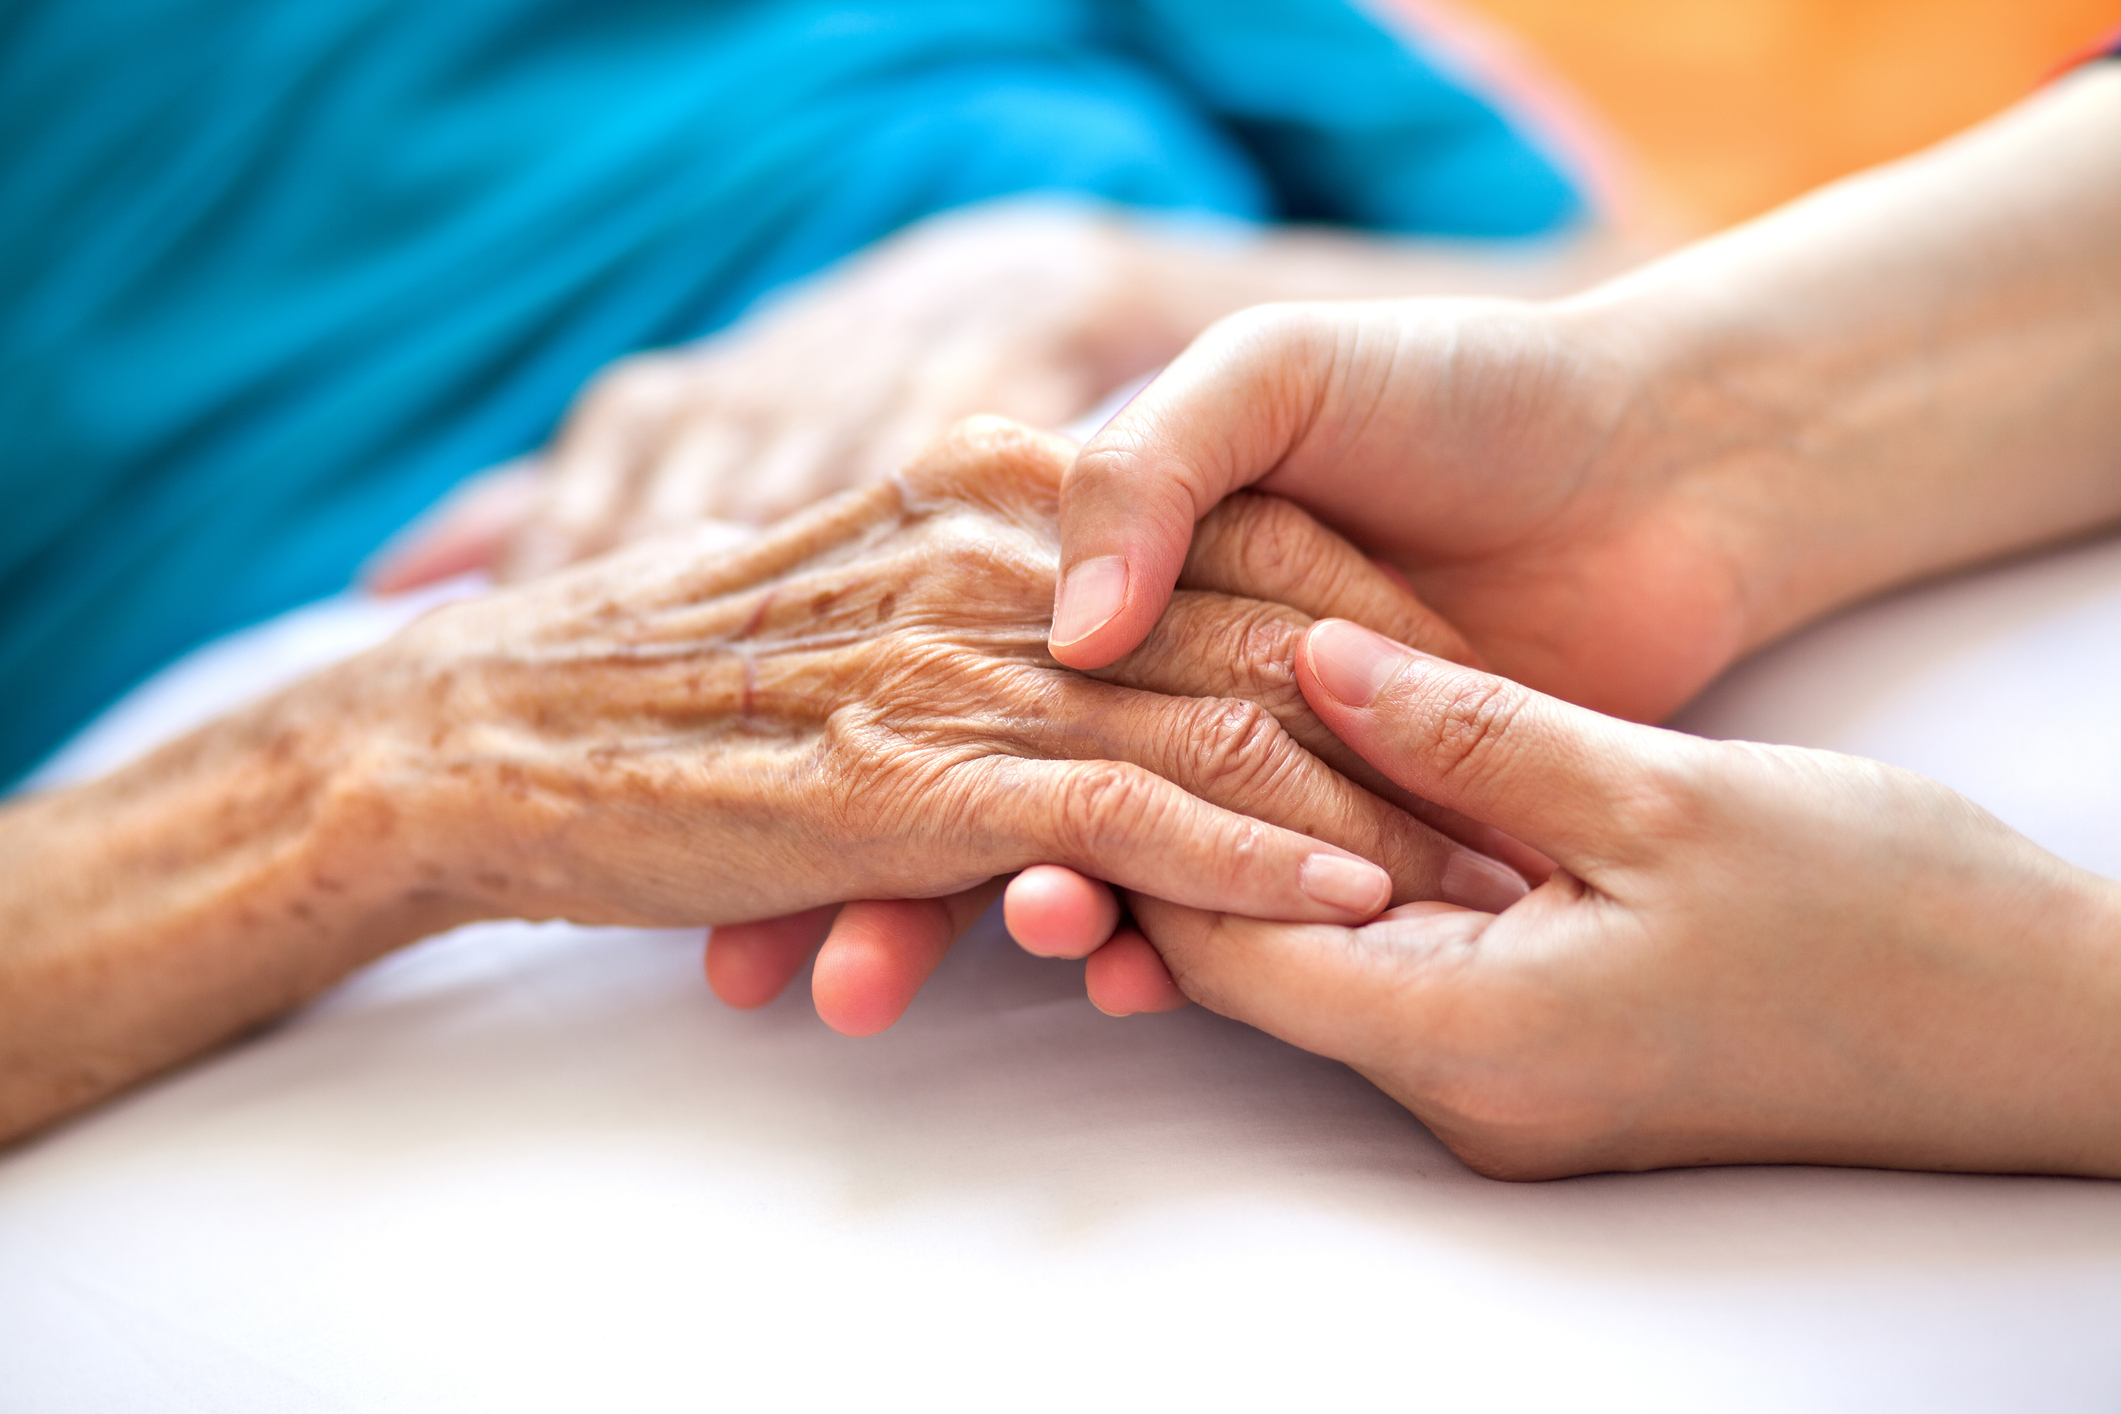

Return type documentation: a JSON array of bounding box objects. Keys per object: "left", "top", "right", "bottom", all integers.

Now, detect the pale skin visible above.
[
  {"left": 1000, "top": 66, "right": 2121, "bottom": 1176},
  {"left": 0, "top": 420, "right": 1519, "bottom": 1147}
]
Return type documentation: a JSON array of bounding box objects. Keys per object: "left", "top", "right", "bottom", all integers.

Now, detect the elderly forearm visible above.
[
  {"left": 0, "top": 674, "right": 473, "bottom": 1145},
  {"left": 0, "top": 423, "right": 1488, "bottom": 1138},
  {"left": 1574, "top": 65, "right": 2121, "bottom": 648}
]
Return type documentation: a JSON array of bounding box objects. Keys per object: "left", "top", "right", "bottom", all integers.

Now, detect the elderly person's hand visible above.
[
  {"left": 703, "top": 476, "right": 1534, "bottom": 1034},
  {"left": 1129, "top": 622, "right": 2121, "bottom": 1180},
  {"left": 389, "top": 419, "right": 1511, "bottom": 925},
  {"left": 0, "top": 418, "right": 1515, "bottom": 1143},
  {"left": 365, "top": 201, "right": 1627, "bottom": 595},
  {"left": 377, "top": 202, "right": 1170, "bottom": 592}
]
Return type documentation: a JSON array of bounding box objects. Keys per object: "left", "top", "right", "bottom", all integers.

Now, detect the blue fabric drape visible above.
[{"left": 0, "top": 0, "right": 1579, "bottom": 782}]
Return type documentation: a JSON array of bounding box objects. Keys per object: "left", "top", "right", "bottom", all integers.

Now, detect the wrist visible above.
[
  {"left": 0, "top": 670, "right": 475, "bottom": 1140},
  {"left": 1560, "top": 268, "right": 1892, "bottom": 654},
  {"left": 308, "top": 626, "right": 528, "bottom": 925},
  {"left": 1936, "top": 863, "right": 2121, "bottom": 1178},
  {"left": 2035, "top": 871, "right": 2121, "bottom": 1175}
]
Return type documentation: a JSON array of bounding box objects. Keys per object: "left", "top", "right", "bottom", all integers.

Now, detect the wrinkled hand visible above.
[
  {"left": 370, "top": 201, "right": 1194, "bottom": 592},
  {"left": 356, "top": 420, "right": 1515, "bottom": 999},
  {"left": 1008, "top": 294, "right": 1743, "bottom": 1013},
  {"left": 1047, "top": 298, "right": 1755, "bottom": 724},
  {"left": 699, "top": 433, "right": 1532, "bottom": 1033},
  {"left": 1126, "top": 620, "right": 2121, "bottom": 1180}
]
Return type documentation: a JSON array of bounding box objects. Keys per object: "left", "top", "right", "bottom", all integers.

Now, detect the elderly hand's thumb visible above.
[{"left": 1295, "top": 620, "right": 1654, "bottom": 866}]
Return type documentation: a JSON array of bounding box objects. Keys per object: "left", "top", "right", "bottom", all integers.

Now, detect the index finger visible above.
[{"left": 1050, "top": 306, "right": 1339, "bottom": 669}]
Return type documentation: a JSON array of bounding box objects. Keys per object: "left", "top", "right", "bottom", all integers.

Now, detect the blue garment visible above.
[{"left": 0, "top": 0, "right": 1579, "bottom": 783}]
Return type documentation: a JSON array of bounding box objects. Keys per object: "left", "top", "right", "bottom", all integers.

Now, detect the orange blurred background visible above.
[{"left": 1449, "top": 0, "right": 2117, "bottom": 231}]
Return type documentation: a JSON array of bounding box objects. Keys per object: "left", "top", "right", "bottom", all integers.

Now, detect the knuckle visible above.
[
  {"left": 1228, "top": 493, "right": 1320, "bottom": 583},
  {"left": 1067, "top": 436, "right": 1142, "bottom": 493},
  {"left": 1226, "top": 606, "right": 1307, "bottom": 714},
  {"left": 1183, "top": 697, "right": 1295, "bottom": 800},
  {"left": 1418, "top": 676, "right": 1527, "bottom": 796},
  {"left": 899, "top": 416, "right": 1072, "bottom": 506},
  {"left": 1231, "top": 598, "right": 1306, "bottom": 661},
  {"left": 1053, "top": 760, "right": 1162, "bottom": 861},
  {"left": 1153, "top": 913, "right": 1244, "bottom": 1012}
]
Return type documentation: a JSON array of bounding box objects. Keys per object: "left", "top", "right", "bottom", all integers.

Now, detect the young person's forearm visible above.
[
  {"left": 0, "top": 670, "right": 470, "bottom": 1144},
  {"left": 1124, "top": 220, "right": 1641, "bottom": 359},
  {"left": 1578, "top": 65, "right": 2121, "bottom": 648}
]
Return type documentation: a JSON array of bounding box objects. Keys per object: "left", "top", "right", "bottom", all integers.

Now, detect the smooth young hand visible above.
[
  {"left": 1126, "top": 621, "right": 2121, "bottom": 1180},
  {"left": 1049, "top": 68, "right": 2121, "bottom": 724}
]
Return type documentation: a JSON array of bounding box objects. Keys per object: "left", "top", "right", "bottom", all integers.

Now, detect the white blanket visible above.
[{"left": 5, "top": 535, "right": 2121, "bottom": 1412}]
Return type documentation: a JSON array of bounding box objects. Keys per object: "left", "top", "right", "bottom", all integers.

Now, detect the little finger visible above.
[
  {"left": 1045, "top": 679, "right": 1525, "bottom": 912},
  {"left": 993, "top": 754, "right": 1390, "bottom": 923}
]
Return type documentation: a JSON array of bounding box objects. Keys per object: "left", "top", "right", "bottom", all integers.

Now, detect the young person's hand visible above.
[
  {"left": 1121, "top": 620, "right": 2121, "bottom": 1180},
  {"left": 1049, "top": 69, "right": 2121, "bottom": 726},
  {"left": 1045, "top": 295, "right": 1749, "bottom": 725}
]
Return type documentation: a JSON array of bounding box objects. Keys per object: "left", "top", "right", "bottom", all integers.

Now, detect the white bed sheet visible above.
[{"left": 6, "top": 533, "right": 2121, "bottom": 1412}]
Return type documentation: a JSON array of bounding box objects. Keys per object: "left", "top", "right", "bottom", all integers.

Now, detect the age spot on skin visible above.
[{"left": 876, "top": 591, "right": 897, "bottom": 623}]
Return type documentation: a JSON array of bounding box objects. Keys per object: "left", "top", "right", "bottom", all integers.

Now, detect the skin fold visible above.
[{"left": 0, "top": 419, "right": 1512, "bottom": 1147}]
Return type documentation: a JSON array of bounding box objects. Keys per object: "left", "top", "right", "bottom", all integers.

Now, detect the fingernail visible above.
[
  {"left": 1299, "top": 853, "right": 1392, "bottom": 918},
  {"left": 1440, "top": 852, "right": 1530, "bottom": 913},
  {"left": 1308, "top": 620, "right": 1415, "bottom": 707},
  {"left": 1052, "top": 556, "right": 1128, "bottom": 646}
]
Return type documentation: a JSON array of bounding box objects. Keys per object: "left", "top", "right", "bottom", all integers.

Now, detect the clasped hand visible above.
[
  {"left": 1015, "top": 242, "right": 2121, "bottom": 1179},
  {"left": 354, "top": 418, "right": 1524, "bottom": 1029}
]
